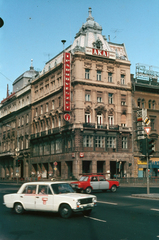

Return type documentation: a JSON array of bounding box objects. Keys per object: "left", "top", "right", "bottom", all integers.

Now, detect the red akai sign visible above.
[
  {"left": 92, "top": 48, "right": 108, "bottom": 57},
  {"left": 63, "top": 52, "right": 71, "bottom": 112}
]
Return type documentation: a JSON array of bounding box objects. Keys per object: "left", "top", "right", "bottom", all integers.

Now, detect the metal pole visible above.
[
  {"left": 146, "top": 136, "right": 150, "bottom": 194},
  {"left": 16, "top": 131, "right": 19, "bottom": 184}
]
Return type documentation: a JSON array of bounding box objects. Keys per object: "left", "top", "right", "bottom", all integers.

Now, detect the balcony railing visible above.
[
  {"left": 108, "top": 125, "right": 119, "bottom": 130},
  {"left": 83, "top": 123, "right": 95, "bottom": 128},
  {"left": 97, "top": 124, "right": 107, "bottom": 129}
]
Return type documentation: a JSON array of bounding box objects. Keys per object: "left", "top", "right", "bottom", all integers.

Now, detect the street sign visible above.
[
  {"left": 54, "top": 162, "right": 57, "bottom": 166},
  {"left": 144, "top": 117, "right": 151, "bottom": 126},
  {"left": 137, "top": 136, "right": 146, "bottom": 140},
  {"left": 137, "top": 126, "right": 144, "bottom": 131},
  {"left": 137, "top": 131, "right": 145, "bottom": 135},
  {"left": 144, "top": 127, "right": 151, "bottom": 135}
]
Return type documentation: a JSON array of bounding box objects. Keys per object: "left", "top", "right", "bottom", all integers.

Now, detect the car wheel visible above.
[
  {"left": 14, "top": 203, "right": 24, "bottom": 214},
  {"left": 85, "top": 187, "right": 92, "bottom": 194},
  {"left": 83, "top": 209, "right": 92, "bottom": 216},
  {"left": 59, "top": 204, "right": 72, "bottom": 218},
  {"left": 111, "top": 185, "right": 117, "bottom": 193}
]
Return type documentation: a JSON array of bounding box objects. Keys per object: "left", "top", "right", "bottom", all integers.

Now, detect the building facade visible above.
[
  {"left": 0, "top": 64, "right": 38, "bottom": 179},
  {"left": 30, "top": 8, "right": 133, "bottom": 180},
  {"left": 132, "top": 64, "right": 159, "bottom": 177}
]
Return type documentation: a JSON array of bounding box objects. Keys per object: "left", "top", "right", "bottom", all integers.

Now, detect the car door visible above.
[
  {"left": 20, "top": 184, "right": 37, "bottom": 210},
  {"left": 98, "top": 176, "right": 109, "bottom": 190},
  {"left": 35, "top": 185, "right": 54, "bottom": 211},
  {"left": 90, "top": 176, "right": 100, "bottom": 190}
]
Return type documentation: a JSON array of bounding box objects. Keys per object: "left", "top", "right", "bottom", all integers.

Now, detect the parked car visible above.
[
  {"left": 71, "top": 174, "right": 119, "bottom": 194},
  {"left": 3, "top": 182, "right": 97, "bottom": 218}
]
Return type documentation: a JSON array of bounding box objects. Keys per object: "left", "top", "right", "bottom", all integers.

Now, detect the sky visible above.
[{"left": 0, "top": 0, "right": 159, "bottom": 101}]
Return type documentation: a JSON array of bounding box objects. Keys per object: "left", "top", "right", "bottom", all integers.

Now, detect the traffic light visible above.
[
  {"left": 139, "top": 139, "right": 146, "bottom": 155},
  {"left": 147, "top": 138, "right": 155, "bottom": 156},
  {"left": 16, "top": 159, "right": 21, "bottom": 167}
]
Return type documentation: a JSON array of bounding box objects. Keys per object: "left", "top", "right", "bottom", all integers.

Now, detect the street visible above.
[{"left": 0, "top": 184, "right": 159, "bottom": 240}]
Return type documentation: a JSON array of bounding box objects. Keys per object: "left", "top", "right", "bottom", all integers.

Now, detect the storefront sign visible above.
[{"left": 63, "top": 52, "right": 71, "bottom": 112}]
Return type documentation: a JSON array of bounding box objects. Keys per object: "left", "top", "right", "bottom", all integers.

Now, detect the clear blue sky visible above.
[{"left": 0, "top": 0, "right": 159, "bottom": 101}]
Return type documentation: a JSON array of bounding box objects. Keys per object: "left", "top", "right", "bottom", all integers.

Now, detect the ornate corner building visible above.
[{"left": 0, "top": 8, "right": 133, "bottom": 180}]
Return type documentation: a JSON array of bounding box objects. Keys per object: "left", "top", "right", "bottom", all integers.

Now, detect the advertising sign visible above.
[{"left": 63, "top": 52, "right": 71, "bottom": 112}]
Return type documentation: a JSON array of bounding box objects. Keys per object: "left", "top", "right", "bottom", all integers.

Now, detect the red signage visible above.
[
  {"left": 92, "top": 48, "right": 108, "bottom": 57},
  {"left": 80, "top": 152, "right": 84, "bottom": 158},
  {"left": 54, "top": 162, "right": 57, "bottom": 166},
  {"left": 63, "top": 52, "right": 71, "bottom": 112},
  {"left": 64, "top": 113, "right": 71, "bottom": 121}
]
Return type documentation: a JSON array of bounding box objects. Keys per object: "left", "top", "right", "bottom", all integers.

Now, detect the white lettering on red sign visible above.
[
  {"left": 92, "top": 48, "right": 108, "bottom": 57},
  {"left": 63, "top": 52, "right": 71, "bottom": 112}
]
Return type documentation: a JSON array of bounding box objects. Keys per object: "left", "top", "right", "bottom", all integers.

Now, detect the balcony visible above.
[
  {"left": 108, "top": 125, "right": 119, "bottom": 130},
  {"left": 83, "top": 123, "right": 95, "bottom": 128},
  {"left": 97, "top": 124, "right": 107, "bottom": 129}
]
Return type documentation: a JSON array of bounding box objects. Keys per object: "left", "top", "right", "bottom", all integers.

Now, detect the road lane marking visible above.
[
  {"left": 98, "top": 201, "right": 118, "bottom": 205},
  {"left": 84, "top": 216, "right": 106, "bottom": 222},
  {"left": 151, "top": 208, "right": 159, "bottom": 212}
]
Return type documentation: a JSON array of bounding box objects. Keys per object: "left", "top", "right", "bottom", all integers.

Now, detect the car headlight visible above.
[
  {"left": 93, "top": 197, "right": 97, "bottom": 204},
  {"left": 76, "top": 200, "right": 81, "bottom": 208}
]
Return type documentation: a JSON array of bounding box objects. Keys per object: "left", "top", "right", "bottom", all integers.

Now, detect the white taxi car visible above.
[{"left": 3, "top": 182, "right": 97, "bottom": 218}]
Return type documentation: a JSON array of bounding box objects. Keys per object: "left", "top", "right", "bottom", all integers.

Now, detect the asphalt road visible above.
[{"left": 0, "top": 184, "right": 159, "bottom": 240}]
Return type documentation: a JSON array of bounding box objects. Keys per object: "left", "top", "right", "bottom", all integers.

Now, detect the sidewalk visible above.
[{"left": 131, "top": 193, "right": 159, "bottom": 200}]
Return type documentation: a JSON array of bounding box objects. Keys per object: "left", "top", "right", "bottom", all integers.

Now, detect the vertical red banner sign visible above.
[{"left": 63, "top": 52, "right": 71, "bottom": 112}]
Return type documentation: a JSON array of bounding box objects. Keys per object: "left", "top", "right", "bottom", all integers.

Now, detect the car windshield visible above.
[
  {"left": 79, "top": 176, "right": 88, "bottom": 181},
  {"left": 51, "top": 183, "right": 74, "bottom": 194}
]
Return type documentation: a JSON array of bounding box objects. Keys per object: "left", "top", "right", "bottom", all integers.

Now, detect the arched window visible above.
[
  {"left": 137, "top": 98, "right": 141, "bottom": 107},
  {"left": 148, "top": 100, "right": 151, "bottom": 109},
  {"left": 152, "top": 100, "right": 155, "bottom": 109},
  {"left": 142, "top": 99, "right": 145, "bottom": 108}
]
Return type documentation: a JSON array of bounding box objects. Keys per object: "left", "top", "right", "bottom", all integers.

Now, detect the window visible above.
[
  {"left": 142, "top": 99, "right": 145, "bottom": 108},
  {"left": 152, "top": 101, "right": 155, "bottom": 109},
  {"left": 26, "top": 138, "right": 28, "bottom": 149},
  {"left": 95, "top": 136, "right": 105, "bottom": 148},
  {"left": 137, "top": 98, "right": 141, "bottom": 107},
  {"left": 26, "top": 114, "right": 29, "bottom": 124},
  {"left": 121, "top": 75, "right": 125, "bottom": 85},
  {"left": 85, "top": 69, "right": 90, "bottom": 79},
  {"left": 59, "top": 116, "right": 61, "bottom": 127},
  {"left": 41, "top": 105, "right": 43, "bottom": 114},
  {"left": 121, "top": 114, "right": 126, "bottom": 127},
  {"left": 46, "top": 103, "right": 48, "bottom": 112},
  {"left": 121, "top": 95, "right": 126, "bottom": 105},
  {"left": 22, "top": 117, "right": 24, "bottom": 126},
  {"left": 107, "top": 137, "right": 116, "bottom": 148},
  {"left": 108, "top": 73, "right": 112, "bottom": 83},
  {"left": 59, "top": 97, "right": 61, "bottom": 107},
  {"left": 18, "top": 118, "right": 21, "bottom": 127},
  {"left": 56, "top": 139, "right": 62, "bottom": 153},
  {"left": 97, "top": 70, "right": 101, "bottom": 81},
  {"left": 97, "top": 97, "right": 102, "bottom": 103},
  {"left": 108, "top": 93, "right": 113, "bottom": 104},
  {"left": 148, "top": 100, "right": 151, "bottom": 109},
  {"left": 108, "top": 116, "right": 114, "bottom": 125},
  {"left": 85, "top": 93, "right": 91, "bottom": 101},
  {"left": 52, "top": 118, "right": 54, "bottom": 128},
  {"left": 83, "top": 135, "right": 93, "bottom": 147},
  {"left": 51, "top": 141, "right": 55, "bottom": 154},
  {"left": 151, "top": 119, "right": 155, "bottom": 130},
  {"left": 44, "top": 142, "right": 50, "bottom": 155},
  {"left": 85, "top": 113, "right": 91, "bottom": 123},
  {"left": 97, "top": 114, "right": 103, "bottom": 125},
  {"left": 52, "top": 100, "right": 55, "bottom": 110},
  {"left": 122, "top": 137, "right": 128, "bottom": 149},
  {"left": 35, "top": 108, "right": 38, "bottom": 117}
]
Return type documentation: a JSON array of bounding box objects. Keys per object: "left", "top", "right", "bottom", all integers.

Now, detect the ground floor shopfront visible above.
[
  {"left": 136, "top": 157, "right": 159, "bottom": 177},
  {"left": 30, "top": 151, "right": 133, "bottom": 180}
]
